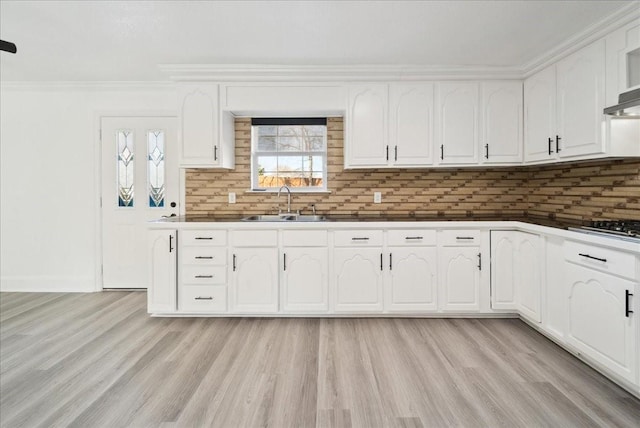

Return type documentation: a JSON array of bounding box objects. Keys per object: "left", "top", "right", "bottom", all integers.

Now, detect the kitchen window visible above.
[{"left": 251, "top": 118, "right": 327, "bottom": 191}]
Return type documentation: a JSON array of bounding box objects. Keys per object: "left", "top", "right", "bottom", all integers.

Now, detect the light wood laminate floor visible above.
[{"left": 1, "top": 291, "right": 639, "bottom": 428}]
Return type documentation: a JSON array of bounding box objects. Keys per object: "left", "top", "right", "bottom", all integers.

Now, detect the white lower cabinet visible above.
[
  {"left": 282, "top": 247, "right": 329, "bottom": 313},
  {"left": 148, "top": 229, "right": 177, "bottom": 313},
  {"left": 333, "top": 248, "right": 384, "bottom": 312},
  {"left": 543, "top": 235, "right": 566, "bottom": 341},
  {"left": 386, "top": 247, "right": 438, "bottom": 312},
  {"left": 565, "top": 263, "right": 637, "bottom": 384},
  {"left": 231, "top": 247, "right": 279, "bottom": 313},
  {"left": 490, "top": 231, "right": 542, "bottom": 322},
  {"left": 438, "top": 246, "right": 481, "bottom": 312}
]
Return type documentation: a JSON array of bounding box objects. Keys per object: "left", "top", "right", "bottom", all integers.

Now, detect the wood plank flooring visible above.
[{"left": 1, "top": 291, "right": 639, "bottom": 428}]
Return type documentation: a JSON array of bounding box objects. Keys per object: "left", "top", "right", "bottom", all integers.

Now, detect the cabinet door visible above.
[
  {"left": 516, "top": 233, "right": 542, "bottom": 323},
  {"left": 386, "top": 247, "right": 437, "bottom": 312},
  {"left": 389, "top": 83, "right": 434, "bottom": 166},
  {"left": 178, "top": 84, "right": 220, "bottom": 167},
  {"left": 282, "top": 247, "right": 328, "bottom": 313},
  {"left": 345, "top": 85, "right": 389, "bottom": 167},
  {"left": 333, "top": 248, "right": 383, "bottom": 312},
  {"left": 544, "top": 236, "right": 566, "bottom": 341},
  {"left": 524, "top": 65, "right": 557, "bottom": 162},
  {"left": 490, "top": 231, "right": 518, "bottom": 310},
  {"left": 231, "top": 248, "right": 279, "bottom": 313},
  {"left": 481, "top": 82, "right": 523, "bottom": 164},
  {"left": 439, "top": 247, "right": 481, "bottom": 312},
  {"left": 565, "top": 263, "right": 636, "bottom": 383},
  {"left": 556, "top": 40, "right": 606, "bottom": 158},
  {"left": 436, "top": 82, "right": 479, "bottom": 165},
  {"left": 147, "top": 229, "right": 177, "bottom": 313}
]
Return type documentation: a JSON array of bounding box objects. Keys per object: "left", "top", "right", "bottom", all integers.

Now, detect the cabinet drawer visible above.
[
  {"left": 439, "top": 230, "right": 481, "bottom": 246},
  {"left": 387, "top": 229, "right": 436, "bottom": 246},
  {"left": 181, "top": 230, "right": 227, "bottom": 246},
  {"left": 334, "top": 230, "right": 383, "bottom": 246},
  {"left": 232, "top": 230, "right": 278, "bottom": 247},
  {"left": 180, "top": 285, "right": 227, "bottom": 312},
  {"left": 282, "top": 230, "right": 328, "bottom": 247},
  {"left": 181, "top": 265, "right": 227, "bottom": 285},
  {"left": 181, "top": 247, "right": 226, "bottom": 266},
  {"left": 564, "top": 240, "right": 636, "bottom": 280}
]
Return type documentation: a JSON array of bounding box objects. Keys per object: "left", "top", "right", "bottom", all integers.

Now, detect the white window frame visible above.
[{"left": 250, "top": 121, "right": 328, "bottom": 192}]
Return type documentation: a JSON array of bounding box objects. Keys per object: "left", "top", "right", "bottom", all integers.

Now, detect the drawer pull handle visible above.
[
  {"left": 195, "top": 237, "right": 213, "bottom": 240},
  {"left": 405, "top": 236, "right": 423, "bottom": 240},
  {"left": 352, "top": 237, "right": 370, "bottom": 241},
  {"left": 195, "top": 256, "right": 213, "bottom": 259},
  {"left": 456, "top": 237, "right": 475, "bottom": 240},
  {"left": 195, "top": 296, "right": 213, "bottom": 301},
  {"left": 195, "top": 275, "right": 213, "bottom": 279},
  {"left": 578, "top": 253, "right": 607, "bottom": 263},
  {"left": 626, "top": 290, "right": 633, "bottom": 317}
]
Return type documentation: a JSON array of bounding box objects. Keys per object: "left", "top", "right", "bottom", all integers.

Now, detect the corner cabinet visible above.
[
  {"left": 524, "top": 40, "right": 606, "bottom": 163},
  {"left": 148, "top": 229, "right": 177, "bottom": 313},
  {"left": 490, "top": 230, "right": 543, "bottom": 322},
  {"left": 178, "top": 84, "right": 235, "bottom": 168}
]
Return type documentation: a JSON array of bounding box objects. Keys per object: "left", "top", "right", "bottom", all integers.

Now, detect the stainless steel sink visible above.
[{"left": 241, "top": 214, "right": 327, "bottom": 222}]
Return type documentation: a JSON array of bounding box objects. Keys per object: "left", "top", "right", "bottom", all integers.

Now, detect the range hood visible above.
[{"left": 604, "top": 88, "right": 640, "bottom": 117}]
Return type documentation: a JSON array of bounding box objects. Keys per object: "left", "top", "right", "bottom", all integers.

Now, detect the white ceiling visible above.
[{"left": 0, "top": 0, "right": 638, "bottom": 82}]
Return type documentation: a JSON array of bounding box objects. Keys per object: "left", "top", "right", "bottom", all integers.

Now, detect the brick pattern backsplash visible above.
[{"left": 185, "top": 117, "right": 640, "bottom": 221}]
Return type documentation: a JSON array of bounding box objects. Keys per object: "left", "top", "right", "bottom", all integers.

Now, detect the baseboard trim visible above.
[{"left": 0, "top": 276, "right": 98, "bottom": 292}]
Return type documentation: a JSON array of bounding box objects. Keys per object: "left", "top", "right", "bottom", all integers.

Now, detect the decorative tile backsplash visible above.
[{"left": 185, "top": 117, "right": 640, "bottom": 221}]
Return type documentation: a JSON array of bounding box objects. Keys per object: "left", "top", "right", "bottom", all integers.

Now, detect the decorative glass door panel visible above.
[{"left": 101, "top": 117, "right": 178, "bottom": 289}]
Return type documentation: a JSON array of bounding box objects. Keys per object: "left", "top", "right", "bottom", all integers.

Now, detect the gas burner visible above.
[{"left": 569, "top": 220, "right": 640, "bottom": 242}]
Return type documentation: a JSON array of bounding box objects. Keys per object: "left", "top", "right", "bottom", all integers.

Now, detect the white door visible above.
[
  {"left": 231, "top": 247, "right": 279, "bottom": 313},
  {"left": 439, "top": 247, "right": 481, "bottom": 312},
  {"left": 333, "top": 248, "right": 384, "bottom": 312},
  {"left": 524, "top": 65, "right": 557, "bottom": 162},
  {"left": 101, "top": 117, "right": 179, "bottom": 289},
  {"left": 282, "top": 247, "right": 329, "bottom": 313},
  {"left": 386, "top": 247, "right": 437, "bottom": 312},
  {"left": 436, "top": 82, "right": 479, "bottom": 165},
  {"left": 389, "top": 83, "right": 434, "bottom": 166}
]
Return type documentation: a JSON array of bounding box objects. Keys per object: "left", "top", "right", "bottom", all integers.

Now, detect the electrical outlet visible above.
[
  {"left": 228, "top": 192, "right": 236, "bottom": 204},
  {"left": 374, "top": 192, "right": 382, "bottom": 203}
]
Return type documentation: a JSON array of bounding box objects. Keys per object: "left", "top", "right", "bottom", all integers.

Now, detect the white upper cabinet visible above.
[
  {"left": 524, "top": 65, "right": 558, "bottom": 162},
  {"left": 556, "top": 39, "right": 606, "bottom": 158},
  {"left": 525, "top": 40, "right": 606, "bottom": 163},
  {"left": 480, "top": 82, "right": 523, "bottom": 164},
  {"left": 436, "top": 82, "right": 480, "bottom": 165},
  {"left": 344, "top": 84, "right": 389, "bottom": 167},
  {"left": 389, "top": 83, "right": 435, "bottom": 166},
  {"left": 178, "top": 84, "right": 235, "bottom": 169}
]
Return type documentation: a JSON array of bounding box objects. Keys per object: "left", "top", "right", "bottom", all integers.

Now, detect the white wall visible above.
[{"left": 0, "top": 84, "right": 176, "bottom": 292}]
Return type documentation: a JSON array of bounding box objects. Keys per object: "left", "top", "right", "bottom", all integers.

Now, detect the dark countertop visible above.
[{"left": 163, "top": 214, "right": 590, "bottom": 231}]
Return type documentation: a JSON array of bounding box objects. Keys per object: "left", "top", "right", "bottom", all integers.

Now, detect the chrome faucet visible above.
[{"left": 277, "top": 185, "right": 292, "bottom": 214}]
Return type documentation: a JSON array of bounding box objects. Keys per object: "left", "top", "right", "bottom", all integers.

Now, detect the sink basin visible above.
[{"left": 241, "top": 214, "right": 327, "bottom": 222}]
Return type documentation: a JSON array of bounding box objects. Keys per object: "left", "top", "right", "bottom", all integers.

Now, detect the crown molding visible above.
[
  {"left": 522, "top": 2, "right": 640, "bottom": 77},
  {"left": 0, "top": 81, "right": 174, "bottom": 90},
  {"left": 157, "top": 64, "right": 525, "bottom": 82}
]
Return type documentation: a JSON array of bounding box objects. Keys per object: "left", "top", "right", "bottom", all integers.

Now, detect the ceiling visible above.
[{"left": 0, "top": 0, "right": 637, "bottom": 82}]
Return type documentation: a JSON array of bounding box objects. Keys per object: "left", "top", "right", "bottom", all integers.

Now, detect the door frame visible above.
[{"left": 93, "top": 110, "right": 181, "bottom": 291}]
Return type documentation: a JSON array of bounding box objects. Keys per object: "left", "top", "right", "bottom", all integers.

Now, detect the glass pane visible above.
[
  {"left": 117, "top": 130, "right": 134, "bottom": 207},
  {"left": 148, "top": 130, "right": 165, "bottom": 207},
  {"left": 257, "top": 136, "right": 277, "bottom": 151},
  {"left": 257, "top": 125, "right": 277, "bottom": 136},
  {"left": 277, "top": 136, "right": 302, "bottom": 152}
]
